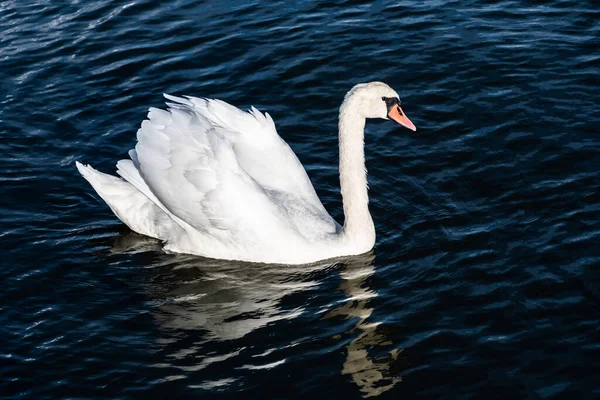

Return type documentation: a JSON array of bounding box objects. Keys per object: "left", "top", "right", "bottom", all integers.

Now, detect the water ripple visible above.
[{"left": 1, "top": 0, "right": 599, "bottom": 398}]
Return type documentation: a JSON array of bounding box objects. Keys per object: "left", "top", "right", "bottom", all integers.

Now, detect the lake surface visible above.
[{"left": 1, "top": 0, "right": 599, "bottom": 398}]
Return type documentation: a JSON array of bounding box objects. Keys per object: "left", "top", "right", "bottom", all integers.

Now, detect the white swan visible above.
[{"left": 76, "top": 81, "right": 416, "bottom": 264}]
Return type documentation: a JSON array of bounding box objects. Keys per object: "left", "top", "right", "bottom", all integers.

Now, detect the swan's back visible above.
[{"left": 79, "top": 94, "right": 339, "bottom": 263}]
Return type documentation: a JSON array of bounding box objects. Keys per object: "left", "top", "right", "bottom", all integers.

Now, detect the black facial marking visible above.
[{"left": 382, "top": 96, "right": 401, "bottom": 113}]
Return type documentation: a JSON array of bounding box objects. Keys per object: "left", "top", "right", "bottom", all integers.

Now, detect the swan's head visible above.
[{"left": 344, "top": 81, "right": 416, "bottom": 131}]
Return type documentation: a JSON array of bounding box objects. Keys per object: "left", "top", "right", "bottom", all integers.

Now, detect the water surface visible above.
[{"left": 1, "top": 0, "right": 599, "bottom": 398}]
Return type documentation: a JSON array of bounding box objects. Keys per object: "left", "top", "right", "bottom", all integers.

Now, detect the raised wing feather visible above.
[
  {"left": 129, "top": 95, "right": 336, "bottom": 248},
  {"left": 183, "top": 95, "right": 337, "bottom": 233}
]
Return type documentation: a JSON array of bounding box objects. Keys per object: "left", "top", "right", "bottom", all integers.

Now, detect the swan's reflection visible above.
[
  {"left": 325, "top": 254, "right": 404, "bottom": 398},
  {"left": 111, "top": 233, "right": 327, "bottom": 341},
  {"left": 110, "top": 232, "right": 405, "bottom": 396}
]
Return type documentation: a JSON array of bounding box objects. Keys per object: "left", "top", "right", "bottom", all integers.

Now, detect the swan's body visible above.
[{"left": 76, "top": 82, "right": 415, "bottom": 264}]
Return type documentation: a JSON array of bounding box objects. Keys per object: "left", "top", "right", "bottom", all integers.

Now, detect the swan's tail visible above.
[{"left": 75, "top": 161, "right": 179, "bottom": 240}]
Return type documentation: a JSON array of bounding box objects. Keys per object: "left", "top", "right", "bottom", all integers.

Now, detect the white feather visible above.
[{"left": 76, "top": 82, "right": 406, "bottom": 264}]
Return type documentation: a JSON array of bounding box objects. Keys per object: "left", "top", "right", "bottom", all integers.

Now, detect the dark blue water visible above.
[{"left": 2, "top": 0, "right": 599, "bottom": 398}]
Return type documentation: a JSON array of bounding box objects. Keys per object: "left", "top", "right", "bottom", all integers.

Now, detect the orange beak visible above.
[{"left": 388, "top": 104, "right": 416, "bottom": 131}]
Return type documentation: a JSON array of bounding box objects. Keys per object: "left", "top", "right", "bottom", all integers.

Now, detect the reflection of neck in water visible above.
[
  {"left": 325, "top": 254, "right": 404, "bottom": 398},
  {"left": 109, "top": 233, "right": 404, "bottom": 394}
]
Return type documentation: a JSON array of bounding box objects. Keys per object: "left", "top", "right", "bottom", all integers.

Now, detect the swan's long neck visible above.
[{"left": 338, "top": 96, "right": 375, "bottom": 249}]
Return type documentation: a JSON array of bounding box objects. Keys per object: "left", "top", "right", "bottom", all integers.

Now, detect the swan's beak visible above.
[{"left": 388, "top": 105, "right": 416, "bottom": 131}]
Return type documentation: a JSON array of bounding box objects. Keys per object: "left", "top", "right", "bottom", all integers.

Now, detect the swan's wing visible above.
[
  {"left": 131, "top": 105, "right": 268, "bottom": 235},
  {"left": 127, "top": 97, "right": 335, "bottom": 249},
  {"left": 76, "top": 161, "right": 181, "bottom": 240},
  {"left": 181, "top": 96, "right": 337, "bottom": 231}
]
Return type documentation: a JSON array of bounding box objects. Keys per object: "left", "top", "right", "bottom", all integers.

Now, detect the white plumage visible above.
[{"left": 77, "top": 82, "right": 416, "bottom": 264}]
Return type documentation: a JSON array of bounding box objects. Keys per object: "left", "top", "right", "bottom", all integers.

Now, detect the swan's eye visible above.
[{"left": 382, "top": 96, "right": 401, "bottom": 112}]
